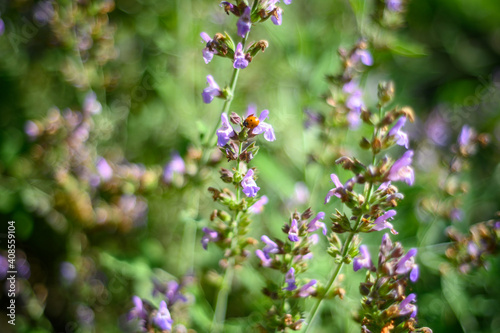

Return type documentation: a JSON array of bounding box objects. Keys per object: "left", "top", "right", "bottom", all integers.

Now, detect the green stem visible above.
[{"left": 304, "top": 215, "right": 362, "bottom": 332}]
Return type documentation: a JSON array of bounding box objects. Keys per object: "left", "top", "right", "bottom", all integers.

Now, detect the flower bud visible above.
[
  {"left": 378, "top": 81, "right": 395, "bottom": 105},
  {"left": 219, "top": 168, "right": 234, "bottom": 183},
  {"left": 230, "top": 112, "right": 242, "bottom": 125}
]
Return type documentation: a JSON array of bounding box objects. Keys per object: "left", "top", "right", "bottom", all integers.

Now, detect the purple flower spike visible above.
[
  {"left": 297, "top": 280, "right": 317, "bottom": 297},
  {"left": 249, "top": 195, "right": 269, "bottom": 214},
  {"left": 241, "top": 169, "right": 260, "bottom": 197},
  {"left": 372, "top": 210, "right": 398, "bottom": 234},
  {"left": 153, "top": 301, "right": 173, "bottom": 331},
  {"left": 251, "top": 108, "right": 276, "bottom": 142},
  {"left": 201, "top": 227, "right": 219, "bottom": 250},
  {"left": 387, "top": 0, "right": 403, "bottom": 12},
  {"left": 283, "top": 267, "right": 297, "bottom": 291},
  {"left": 353, "top": 245, "right": 374, "bottom": 272},
  {"left": 325, "top": 173, "right": 343, "bottom": 203},
  {"left": 237, "top": 7, "right": 252, "bottom": 37},
  {"left": 256, "top": 249, "right": 273, "bottom": 267},
  {"left": 388, "top": 150, "right": 415, "bottom": 186},
  {"left": 201, "top": 32, "right": 217, "bottom": 64},
  {"left": 216, "top": 113, "right": 235, "bottom": 147},
  {"left": 398, "top": 293, "right": 417, "bottom": 318},
  {"left": 234, "top": 43, "right": 249, "bottom": 69},
  {"left": 388, "top": 117, "right": 409, "bottom": 149},
  {"left": 202, "top": 75, "right": 222, "bottom": 104},
  {"left": 307, "top": 212, "right": 327, "bottom": 235},
  {"left": 288, "top": 219, "right": 300, "bottom": 242}
]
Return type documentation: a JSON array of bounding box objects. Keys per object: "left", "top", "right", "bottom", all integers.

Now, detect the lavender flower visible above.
[
  {"left": 261, "top": 235, "right": 279, "bottom": 256},
  {"left": 395, "top": 248, "right": 419, "bottom": 282},
  {"left": 297, "top": 280, "right": 317, "bottom": 297},
  {"left": 241, "top": 168, "right": 260, "bottom": 197},
  {"left": 153, "top": 301, "right": 173, "bottom": 331},
  {"left": 165, "top": 281, "right": 188, "bottom": 305},
  {"left": 288, "top": 219, "right": 300, "bottom": 242},
  {"left": 343, "top": 81, "right": 365, "bottom": 128},
  {"left": 96, "top": 157, "right": 113, "bottom": 181},
  {"left": 372, "top": 210, "right": 398, "bottom": 234},
  {"left": 0, "top": 19, "right": 4, "bottom": 36},
  {"left": 216, "top": 113, "right": 236, "bottom": 147},
  {"left": 202, "top": 75, "right": 222, "bottom": 103},
  {"left": 249, "top": 195, "right": 269, "bottom": 214},
  {"left": 237, "top": 7, "right": 252, "bottom": 37},
  {"left": 200, "top": 32, "right": 216, "bottom": 64},
  {"left": 387, "top": 150, "right": 414, "bottom": 186},
  {"left": 234, "top": 43, "right": 249, "bottom": 69},
  {"left": 388, "top": 117, "right": 409, "bottom": 149},
  {"left": 324, "top": 173, "right": 343, "bottom": 203},
  {"left": 25, "top": 120, "right": 41, "bottom": 138},
  {"left": 307, "top": 212, "right": 327, "bottom": 235},
  {"left": 0, "top": 255, "right": 8, "bottom": 280},
  {"left": 386, "top": 0, "right": 403, "bottom": 12},
  {"left": 353, "top": 245, "right": 374, "bottom": 271},
  {"left": 271, "top": 6, "right": 283, "bottom": 25},
  {"left": 283, "top": 267, "right": 297, "bottom": 291},
  {"left": 83, "top": 91, "right": 102, "bottom": 115},
  {"left": 398, "top": 293, "right": 417, "bottom": 318},
  {"left": 60, "top": 262, "right": 77, "bottom": 284},
  {"left": 351, "top": 49, "right": 373, "bottom": 66},
  {"left": 458, "top": 125, "right": 475, "bottom": 147},
  {"left": 256, "top": 249, "right": 273, "bottom": 267},
  {"left": 163, "top": 151, "right": 186, "bottom": 183},
  {"left": 201, "top": 227, "right": 219, "bottom": 250},
  {"left": 127, "top": 296, "right": 147, "bottom": 321},
  {"left": 247, "top": 106, "right": 276, "bottom": 141}
]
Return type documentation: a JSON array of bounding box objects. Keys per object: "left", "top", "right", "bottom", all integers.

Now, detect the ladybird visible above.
[{"left": 243, "top": 114, "right": 260, "bottom": 129}]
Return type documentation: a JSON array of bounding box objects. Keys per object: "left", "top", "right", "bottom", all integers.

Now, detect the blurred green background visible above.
[{"left": 0, "top": 0, "right": 500, "bottom": 332}]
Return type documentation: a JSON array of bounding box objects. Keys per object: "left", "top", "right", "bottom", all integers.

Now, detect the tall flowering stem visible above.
[{"left": 304, "top": 75, "right": 418, "bottom": 331}]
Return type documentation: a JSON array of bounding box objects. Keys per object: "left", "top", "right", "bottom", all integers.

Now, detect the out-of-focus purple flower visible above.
[
  {"left": 283, "top": 0, "right": 292, "bottom": 4},
  {"left": 386, "top": 0, "right": 403, "bottom": 12},
  {"left": 33, "top": 0, "right": 55, "bottom": 25},
  {"left": 458, "top": 125, "right": 475, "bottom": 147},
  {"left": 0, "top": 19, "right": 4, "bottom": 36},
  {"left": 200, "top": 32, "right": 216, "bottom": 64},
  {"left": 153, "top": 301, "right": 173, "bottom": 331},
  {"left": 325, "top": 173, "right": 343, "bottom": 203},
  {"left": 353, "top": 245, "right": 374, "bottom": 272},
  {"left": 307, "top": 212, "right": 327, "bottom": 235},
  {"left": 351, "top": 49, "right": 373, "bottom": 66},
  {"left": 395, "top": 248, "right": 419, "bottom": 282},
  {"left": 425, "top": 110, "right": 449, "bottom": 146},
  {"left": 288, "top": 219, "right": 300, "bottom": 242},
  {"left": 202, "top": 75, "right": 222, "bottom": 104},
  {"left": 249, "top": 195, "right": 268, "bottom": 214},
  {"left": 247, "top": 105, "right": 276, "bottom": 141},
  {"left": 201, "top": 227, "right": 219, "bottom": 250},
  {"left": 372, "top": 210, "right": 398, "bottom": 234},
  {"left": 297, "top": 280, "right": 317, "bottom": 297},
  {"left": 343, "top": 81, "right": 365, "bottom": 129},
  {"left": 256, "top": 249, "right": 273, "bottom": 267},
  {"left": 398, "top": 293, "right": 417, "bottom": 318},
  {"left": 118, "top": 195, "right": 148, "bottom": 227},
  {"left": 303, "top": 108, "right": 323, "bottom": 129},
  {"left": 216, "top": 113, "right": 236, "bottom": 147},
  {"left": 379, "top": 233, "right": 393, "bottom": 263},
  {"left": 283, "top": 267, "right": 297, "bottom": 291},
  {"left": 450, "top": 208, "right": 463, "bottom": 222},
  {"left": 261, "top": 235, "right": 279, "bottom": 256},
  {"left": 237, "top": 7, "right": 252, "bottom": 37},
  {"left": 60, "top": 262, "right": 77, "bottom": 284},
  {"left": 293, "top": 182, "right": 310, "bottom": 204},
  {"left": 16, "top": 258, "right": 30, "bottom": 279},
  {"left": 128, "top": 296, "right": 147, "bottom": 321},
  {"left": 163, "top": 151, "right": 186, "bottom": 183},
  {"left": 387, "top": 150, "right": 414, "bottom": 186},
  {"left": 77, "top": 305, "right": 95, "bottom": 326},
  {"left": 308, "top": 233, "right": 319, "bottom": 245},
  {"left": 241, "top": 169, "right": 260, "bottom": 197},
  {"left": 467, "top": 242, "right": 479, "bottom": 258},
  {"left": 0, "top": 255, "right": 8, "bottom": 280},
  {"left": 83, "top": 91, "right": 102, "bottom": 115},
  {"left": 25, "top": 120, "right": 41, "bottom": 138},
  {"left": 234, "top": 42, "right": 249, "bottom": 69},
  {"left": 165, "top": 281, "right": 188, "bottom": 305},
  {"left": 271, "top": 7, "right": 283, "bottom": 25},
  {"left": 388, "top": 117, "right": 409, "bottom": 149},
  {"left": 96, "top": 157, "right": 113, "bottom": 181}
]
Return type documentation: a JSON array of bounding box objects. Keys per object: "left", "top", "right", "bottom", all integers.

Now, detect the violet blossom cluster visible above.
[
  {"left": 125, "top": 278, "right": 190, "bottom": 332},
  {"left": 356, "top": 234, "right": 432, "bottom": 333},
  {"left": 255, "top": 208, "right": 341, "bottom": 331},
  {"left": 445, "top": 219, "right": 500, "bottom": 274}
]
